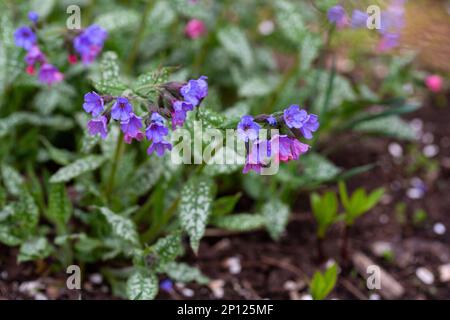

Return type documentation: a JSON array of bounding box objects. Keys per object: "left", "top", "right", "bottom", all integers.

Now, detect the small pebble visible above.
[
  {"left": 89, "top": 273, "right": 103, "bottom": 285},
  {"left": 34, "top": 293, "right": 48, "bottom": 300},
  {"left": 388, "top": 142, "right": 403, "bottom": 158},
  {"left": 0, "top": 271, "right": 8, "bottom": 280},
  {"left": 379, "top": 214, "right": 389, "bottom": 224},
  {"left": 416, "top": 267, "right": 435, "bottom": 285},
  {"left": 224, "top": 257, "right": 242, "bottom": 275},
  {"left": 423, "top": 145, "right": 439, "bottom": 158},
  {"left": 433, "top": 223, "right": 446, "bottom": 235},
  {"left": 258, "top": 20, "right": 274, "bottom": 35},
  {"left": 438, "top": 264, "right": 450, "bottom": 282},
  {"left": 371, "top": 241, "right": 392, "bottom": 257},
  {"left": 369, "top": 293, "right": 381, "bottom": 300},
  {"left": 300, "top": 294, "right": 313, "bottom": 300},
  {"left": 407, "top": 188, "right": 424, "bottom": 199},
  {"left": 410, "top": 118, "right": 423, "bottom": 135},
  {"left": 209, "top": 279, "right": 225, "bottom": 299},
  {"left": 181, "top": 287, "right": 194, "bottom": 298}
]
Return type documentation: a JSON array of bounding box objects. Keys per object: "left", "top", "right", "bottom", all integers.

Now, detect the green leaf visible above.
[
  {"left": 311, "top": 191, "right": 338, "bottom": 238},
  {"left": 310, "top": 263, "right": 338, "bottom": 300},
  {"left": 238, "top": 76, "right": 278, "bottom": 97},
  {"left": 365, "top": 188, "right": 385, "bottom": 212},
  {"left": 0, "top": 225, "right": 22, "bottom": 246},
  {"left": 127, "top": 157, "right": 164, "bottom": 197},
  {"left": 162, "top": 262, "right": 209, "bottom": 285},
  {"left": 47, "top": 183, "right": 72, "bottom": 227},
  {"left": 93, "top": 51, "right": 126, "bottom": 95},
  {"left": 353, "top": 116, "right": 416, "bottom": 140},
  {"left": 1, "top": 164, "right": 24, "bottom": 196},
  {"left": 41, "top": 137, "right": 74, "bottom": 165},
  {"left": 211, "top": 214, "right": 266, "bottom": 232},
  {"left": 49, "top": 155, "right": 105, "bottom": 183},
  {"left": 18, "top": 237, "right": 53, "bottom": 262},
  {"left": 179, "top": 175, "right": 214, "bottom": 252},
  {"left": 133, "top": 67, "right": 172, "bottom": 94},
  {"left": 211, "top": 193, "right": 241, "bottom": 217},
  {"left": 95, "top": 9, "right": 140, "bottom": 32},
  {"left": 275, "top": 1, "right": 306, "bottom": 43},
  {"left": 126, "top": 270, "right": 158, "bottom": 300},
  {"left": 16, "top": 189, "right": 40, "bottom": 234},
  {"left": 218, "top": 26, "right": 253, "bottom": 69},
  {"left": 262, "top": 199, "right": 290, "bottom": 240},
  {"left": 150, "top": 233, "right": 183, "bottom": 268},
  {"left": 300, "top": 34, "right": 322, "bottom": 72},
  {"left": 99, "top": 207, "right": 140, "bottom": 247}
]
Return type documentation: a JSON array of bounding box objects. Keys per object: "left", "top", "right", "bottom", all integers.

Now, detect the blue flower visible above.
[
  {"left": 14, "top": 26, "right": 37, "bottom": 50},
  {"left": 145, "top": 113, "right": 169, "bottom": 142},
  {"left": 38, "top": 63, "right": 63, "bottom": 85},
  {"left": 73, "top": 24, "right": 107, "bottom": 65},
  {"left": 147, "top": 140, "right": 172, "bottom": 157},
  {"left": 266, "top": 115, "right": 277, "bottom": 126},
  {"left": 121, "top": 112, "right": 143, "bottom": 139},
  {"left": 172, "top": 100, "right": 193, "bottom": 129},
  {"left": 87, "top": 115, "right": 108, "bottom": 139},
  {"left": 351, "top": 10, "right": 369, "bottom": 28},
  {"left": 327, "top": 5, "right": 347, "bottom": 27},
  {"left": 28, "top": 12, "right": 39, "bottom": 23},
  {"left": 283, "top": 105, "right": 308, "bottom": 129},
  {"left": 180, "top": 76, "right": 208, "bottom": 106},
  {"left": 243, "top": 139, "right": 271, "bottom": 174},
  {"left": 299, "top": 114, "right": 319, "bottom": 140},
  {"left": 160, "top": 279, "right": 174, "bottom": 293},
  {"left": 111, "top": 97, "right": 133, "bottom": 121},
  {"left": 83, "top": 92, "right": 104, "bottom": 117},
  {"left": 237, "top": 115, "right": 261, "bottom": 142}
]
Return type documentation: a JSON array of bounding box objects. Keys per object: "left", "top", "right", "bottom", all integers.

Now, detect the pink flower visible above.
[
  {"left": 184, "top": 19, "right": 206, "bottom": 39},
  {"left": 425, "top": 75, "right": 443, "bottom": 93}
]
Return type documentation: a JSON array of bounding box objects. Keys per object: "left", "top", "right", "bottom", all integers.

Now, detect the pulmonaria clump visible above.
[
  {"left": 73, "top": 24, "right": 108, "bottom": 65},
  {"left": 83, "top": 76, "right": 208, "bottom": 158},
  {"left": 237, "top": 105, "right": 318, "bottom": 174},
  {"left": 13, "top": 12, "right": 64, "bottom": 85}
]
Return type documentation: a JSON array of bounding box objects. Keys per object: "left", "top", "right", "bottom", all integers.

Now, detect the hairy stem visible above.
[{"left": 105, "top": 131, "right": 124, "bottom": 203}]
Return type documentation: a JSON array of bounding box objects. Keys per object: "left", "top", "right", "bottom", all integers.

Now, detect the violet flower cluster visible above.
[
  {"left": 84, "top": 76, "right": 208, "bottom": 158},
  {"left": 237, "top": 105, "right": 319, "bottom": 174},
  {"left": 14, "top": 12, "right": 63, "bottom": 85},
  {"left": 73, "top": 25, "right": 108, "bottom": 65},
  {"left": 327, "top": 0, "right": 406, "bottom": 52}
]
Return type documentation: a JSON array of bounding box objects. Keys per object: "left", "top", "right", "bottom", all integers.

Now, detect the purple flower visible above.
[
  {"left": 237, "top": 115, "right": 261, "bottom": 142},
  {"left": 300, "top": 114, "right": 319, "bottom": 139},
  {"left": 327, "top": 5, "right": 347, "bottom": 28},
  {"left": 38, "top": 63, "right": 63, "bottom": 85},
  {"left": 28, "top": 12, "right": 39, "bottom": 23},
  {"left": 160, "top": 279, "right": 174, "bottom": 293},
  {"left": 73, "top": 24, "right": 107, "bottom": 65},
  {"left": 124, "top": 132, "right": 144, "bottom": 144},
  {"left": 266, "top": 115, "right": 277, "bottom": 126},
  {"left": 83, "top": 92, "right": 104, "bottom": 117},
  {"left": 377, "top": 33, "right": 400, "bottom": 52},
  {"left": 25, "top": 45, "right": 45, "bottom": 66},
  {"left": 180, "top": 76, "right": 208, "bottom": 107},
  {"left": 121, "top": 112, "right": 143, "bottom": 138},
  {"left": 283, "top": 105, "right": 308, "bottom": 129},
  {"left": 87, "top": 115, "right": 108, "bottom": 139},
  {"left": 145, "top": 113, "right": 169, "bottom": 142},
  {"left": 14, "top": 26, "right": 37, "bottom": 50},
  {"left": 351, "top": 10, "right": 369, "bottom": 28},
  {"left": 272, "top": 135, "right": 309, "bottom": 162},
  {"left": 111, "top": 97, "right": 133, "bottom": 121},
  {"left": 243, "top": 139, "right": 271, "bottom": 174},
  {"left": 172, "top": 101, "right": 193, "bottom": 129},
  {"left": 147, "top": 140, "right": 172, "bottom": 157}
]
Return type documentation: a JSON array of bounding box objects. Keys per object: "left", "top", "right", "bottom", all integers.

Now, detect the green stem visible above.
[
  {"left": 105, "top": 132, "right": 124, "bottom": 203},
  {"left": 125, "top": 0, "right": 154, "bottom": 74}
]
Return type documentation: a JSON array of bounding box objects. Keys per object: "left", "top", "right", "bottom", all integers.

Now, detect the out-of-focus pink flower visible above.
[
  {"left": 425, "top": 75, "right": 443, "bottom": 93},
  {"left": 184, "top": 19, "right": 206, "bottom": 39},
  {"left": 68, "top": 54, "right": 78, "bottom": 64}
]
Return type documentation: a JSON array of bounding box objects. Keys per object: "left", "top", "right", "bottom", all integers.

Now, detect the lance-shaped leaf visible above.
[
  {"left": 262, "top": 199, "right": 290, "bottom": 241},
  {"left": 47, "top": 183, "right": 72, "bottom": 227},
  {"left": 179, "top": 176, "right": 213, "bottom": 252},
  {"left": 99, "top": 207, "right": 140, "bottom": 247},
  {"left": 211, "top": 213, "right": 266, "bottom": 232},
  {"left": 49, "top": 155, "right": 105, "bottom": 183},
  {"left": 218, "top": 26, "right": 253, "bottom": 69},
  {"left": 92, "top": 51, "right": 126, "bottom": 95},
  {"left": 126, "top": 270, "right": 158, "bottom": 300},
  {"left": 150, "top": 233, "right": 184, "bottom": 269}
]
